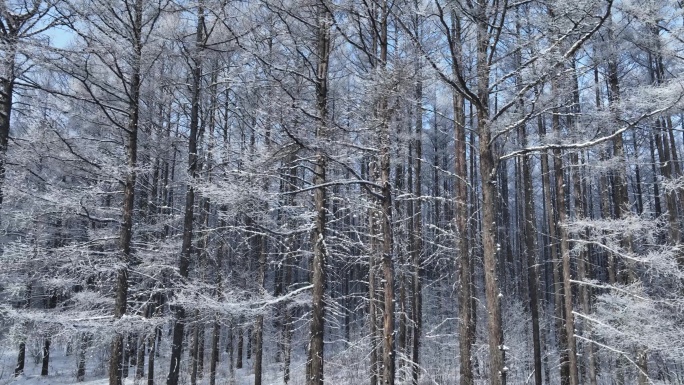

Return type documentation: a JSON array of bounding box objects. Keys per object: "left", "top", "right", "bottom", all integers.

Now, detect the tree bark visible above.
[
  {"left": 77, "top": 333, "right": 89, "bottom": 382},
  {"left": 109, "top": 1, "right": 142, "bottom": 383},
  {"left": 306, "top": 6, "right": 332, "bottom": 385},
  {"left": 254, "top": 231, "right": 266, "bottom": 385},
  {"left": 167, "top": 4, "right": 204, "bottom": 385},
  {"left": 451, "top": 10, "right": 473, "bottom": 384},
  {"left": 236, "top": 325, "right": 243, "bottom": 369},
  {"left": 520, "top": 121, "right": 542, "bottom": 385},
  {"left": 411, "top": 67, "right": 424, "bottom": 385},
  {"left": 15, "top": 284, "right": 31, "bottom": 377},
  {"left": 191, "top": 312, "right": 200, "bottom": 385},
  {"left": 147, "top": 332, "right": 156, "bottom": 385},
  {"left": 474, "top": 4, "right": 505, "bottom": 383},
  {"left": 41, "top": 338, "right": 50, "bottom": 376},
  {"left": 136, "top": 336, "right": 145, "bottom": 380},
  {"left": 0, "top": 45, "right": 15, "bottom": 210},
  {"left": 552, "top": 97, "right": 580, "bottom": 385}
]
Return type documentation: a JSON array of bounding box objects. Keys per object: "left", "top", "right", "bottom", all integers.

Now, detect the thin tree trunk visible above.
[
  {"left": 376, "top": 3, "right": 395, "bottom": 384},
  {"left": 197, "top": 325, "right": 205, "bottom": 379},
  {"left": 148, "top": 332, "right": 156, "bottom": 385},
  {"left": 77, "top": 333, "right": 89, "bottom": 382},
  {"left": 236, "top": 325, "right": 243, "bottom": 369},
  {"left": 191, "top": 312, "right": 200, "bottom": 385},
  {"left": 136, "top": 336, "right": 145, "bottom": 380},
  {"left": 306, "top": 4, "right": 331, "bottom": 385},
  {"left": 228, "top": 322, "right": 235, "bottom": 382},
  {"left": 521, "top": 124, "right": 542, "bottom": 385},
  {"left": 467, "top": 103, "right": 480, "bottom": 381},
  {"left": 109, "top": 0, "right": 142, "bottom": 382},
  {"left": 123, "top": 335, "right": 130, "bottom": 379},
  {"left": 473, "top": 6, "right": 506, "bottom": 381},
  {"left": 209, "top": 239, "right": 224, "bottom": 385},
  {"left": 450, "top": 12, "right": 473, "bottom": 385},
  {"left": 282, "top": 152, "right": 297, "bottom": 385},
  {"left": 167, "top": 4, "right": 204, "bottom": 385},
  {"left": 254, "top": 231, "right": 266, "bottom": 385},
  {"left": 542, "top": 92, "right": 569, "bottom": 385},
  {"left": 576, "top": 151, "right": 598, "bottom": 385},
  {"left": 0, "top": 42, "right": 15, "bottom": 209},
  {"left": 41, "top": 338, "right": 50, "bottom": 376},
  {"left": 15, "top": 342, "right": 25, "bottom": 377},
  {"left": 15, "top": 283, "right": 31, "bottom": 377},
  {"left": 552, "top": 98, "right": 580, "bottom": 385},
  {"left": 369, "top": 204, "right": 380, "bottom": 385},
  {"left": 411, "top": 76, "right": 424, "bottom": 385}
]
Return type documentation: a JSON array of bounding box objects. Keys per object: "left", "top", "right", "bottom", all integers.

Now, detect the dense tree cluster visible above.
[{"left": 1, "top": 0, "right": 684, "bottom": 384}]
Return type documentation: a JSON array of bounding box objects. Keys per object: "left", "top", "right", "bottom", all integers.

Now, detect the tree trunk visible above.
[
  {"left": 39, "top": 337, "right": 50, "bottom": 376},
  {"left": 15, "top": 284, "right": 31, "bottom": 377},
  {"left": 575, "top": 151, "right": 598, "bottom": 385},
  {"left": 540, "top": 96, "right": 569, "bottom": 385},
  {"left": 475, "top": 5, "right": 505, "bottom": 383},
  {"left": 77, "top": 333, "right": 89, "bottom": 382},
  {"left": 254, "top": 230, "right": 266, "bottom": 385},
  {"left": 228, "top": 322, "right": 235, "bottom": 381},
  {"left": 451, "top": 10, "right": 473, "bottom": 384},
  {"left": 0, "top": 43, "right": 15, "bottom": 209},
  {"left": 369, "top": 213, "right": 380, "bottom": 385},
  {"left": 247, "top": 329, "right": 252, "bottom": 360},
  {"left": 521, "top": 125, "right": 542, "bottom": 385},
  {"left": 209, "top": 319, "right": 220, "bottom": 385},
  {"left": 376, "top": 3, "right": 395, "bottom": 384},
  {"left": 236, "top": 325, "right": 243, "bottom": 369},
  {"left": 209, "top": 251, "right": 223, "bottom": 385},
  {"left": 198, "top": 325, "right": 205, "bottom": 379},
  {"left": 411, "top": 65, "right": 424, "bottom": 385},
  {"left": 552, "top": 97, "right": 579, "bottom": 385},
  {"left": 15, "top": 342, "right": 25, "bottom": 377},
  {"left": 136, "top": 336, "right": 145, "bottom": 380},
  {"left": 306, "top": 6, "right": 331, "bottom": 385},
  {"left": 191, "top": 313, "right": 200, "bottom": 385},
  {"left": 109, "top": 0, "right": 142, "bottom": 381},
  {"left": 148, "top": 332, "right": 156, "bottom": 385},
  {"left": 167, "top": 4, "right": 204, "bottom": 385}
]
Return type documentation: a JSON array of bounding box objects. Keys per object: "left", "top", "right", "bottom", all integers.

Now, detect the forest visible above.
[{"left": 1, "top": 0, "right": 684, "bottom": 384}]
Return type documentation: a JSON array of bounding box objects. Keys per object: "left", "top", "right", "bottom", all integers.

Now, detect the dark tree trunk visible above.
[
  {"left": 411, "top": 49, "right": 424, "bottom": 385},
  {"left": 15, "top": 284, "right": 31, "bottom": 377},
  {"left": 236, "top": 326, "right": 243, "bottom": 369},
  {"left": 15, "top": 342, "right": 25, "bottom": 377},
  {"left": 552, "top": 92, "right": 579, "bottom": 385},
  {"left": 449, "top": 9, "right": 473, "bottom": 385},
  {"left": 136, "top": 336, "right": 145, "bottom": 380},
  {"left": 41, "top": 339, "right": 50, "bottom": 376},
  {"left": 541, "top": 99, "right": 569, "bottom": 385},
  {"left": 254, "top": 232, "right": 266, "bottom": 385},
  {"left": 191, "top": 313, "right": 200, "bottom": 385},
  {"left": 307, "top": 4, "right": 331, "bottom": 383},
  {"left": 77, "top": 334, "right": 89, "bottom": 382},
  {"left": 475, "top": 6, "right": 505, "bottom": 384},
  {"left": 148, "top": 332, "right": 156, "bottom": 385},
  {"left": 521, "top": 122, "right": 542, "bottom": 385},
  {"left": 209, "top": 319, "right": 220, "bottom": 385},
  {"left": 198, "top": 325, "right": 205, "bottom": 379},
  {"left": 109, "top": 0, "right": 143, "bottom": 383},
  {"left": 247, "top": 328, "right": 252, "bottom": 360},
  {"left": 167, "top": 4, "right": 204, "bottom": 385},
  {"left": 0, "top": 44, "right": 15, "bottom": 209}
]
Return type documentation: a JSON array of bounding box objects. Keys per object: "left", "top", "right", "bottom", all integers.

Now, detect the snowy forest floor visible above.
[{"left": 0, "top": 345, "right": 309, "bottom": 385}]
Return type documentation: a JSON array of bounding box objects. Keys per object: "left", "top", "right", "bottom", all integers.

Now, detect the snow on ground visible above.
[
  {"left": 0, "top": 342, "right": 307, "bottom": 385},
  {"left": 4, "top": 376, "right": 108, "bottom": 385}
]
